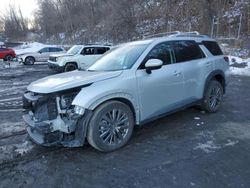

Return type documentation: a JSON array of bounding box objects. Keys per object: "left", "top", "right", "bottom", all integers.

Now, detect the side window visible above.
[
  {"left": 39, "top": 48, "right": 49, "bottom": 53},
  {"left": 173, "top": 41, "right": 205, "bottom": 63},
  {"left": 95, "top": 47, "right": 107, "bottom": 55},
  {"left": 49, "top": 48, "right": 62, "bottom": 52},
  {"left": 202, "top": 41, "right": 223, "bottom": 56},
  {"left": 82, "top": 47, "right": 95, "bottom": 55},
  {"left": 142, "top": 42, "right": 173, "bottom": 68},
  {"left": 0, "top": 48, "right": 7, "bottom": 51}
]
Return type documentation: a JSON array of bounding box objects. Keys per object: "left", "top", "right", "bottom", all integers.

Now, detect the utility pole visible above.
[
  {"left": 237, "top": 13, "right": 242, "bottom": 39},
  {"left": 211, "top": 16, "right": 216, "bottom": 37}
]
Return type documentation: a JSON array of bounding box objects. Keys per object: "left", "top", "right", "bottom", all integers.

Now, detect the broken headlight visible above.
[{"left": 60, "top": 94, "right": 75, "bottom": 109}]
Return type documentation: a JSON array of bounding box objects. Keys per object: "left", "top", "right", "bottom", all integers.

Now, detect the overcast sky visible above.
[{"left": 0, "top": 0, "right": 37, "bottom": 19}]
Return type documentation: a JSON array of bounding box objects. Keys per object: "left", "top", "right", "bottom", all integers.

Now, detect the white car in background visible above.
[
  {"left": 48, "top": 45, "right": 111, "bottom": 72},
  {"left": 18, "top": 47, "right": 65, "bottom": 65}
]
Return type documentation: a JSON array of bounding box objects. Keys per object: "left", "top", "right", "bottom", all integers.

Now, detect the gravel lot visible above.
[{"left": 0, "top": 61, "right": 250, "bottom": 188}]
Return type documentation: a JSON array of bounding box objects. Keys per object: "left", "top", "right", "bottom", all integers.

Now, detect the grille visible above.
[
  {"left": 33, "top": 99, "right": 58, "bottom": 122},
  {"left": 49, "top": 56, "right": 57, "bottom": 62}
]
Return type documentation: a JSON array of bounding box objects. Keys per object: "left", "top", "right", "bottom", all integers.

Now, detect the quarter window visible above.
[
  {"left": 202, "top": 41, "right": 223, "bottom": 56},
  {"left": 173, "top": 41, "right": 205, "bottom": 63}
]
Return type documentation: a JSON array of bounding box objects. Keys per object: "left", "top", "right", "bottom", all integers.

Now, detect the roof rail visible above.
[
  {"left": 143, "top": 31, "right": 209, "bottom": 39},
  {"left": 143, "top": 31, "right": 181, "bottom": 39}
]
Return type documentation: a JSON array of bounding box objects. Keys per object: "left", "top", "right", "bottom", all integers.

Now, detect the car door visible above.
[
  {"left": 37, "top": 47, "right": 50, "bottom": 61},
  {"left": 136, "top": 42, "right": 184, "bottom": 122},
  {"left": 78, "top": 47, "right": 100, "bottom": 69},
  {"left": 172, "top": 41, "right": 207, "bottom": 101}
]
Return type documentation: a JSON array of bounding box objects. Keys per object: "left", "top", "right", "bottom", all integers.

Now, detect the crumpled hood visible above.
[{"left": 28, "top": 70, "right": 122, "bottom": 94}]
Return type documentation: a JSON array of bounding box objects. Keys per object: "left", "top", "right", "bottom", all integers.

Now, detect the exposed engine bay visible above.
[{"left": 22, "top": 88, "right": 91, "bottom": 147}]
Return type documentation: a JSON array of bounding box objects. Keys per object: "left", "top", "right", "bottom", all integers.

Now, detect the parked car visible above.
[
  {"left": 23, "top": 32, "right": 229, "bottom": 152},
  {"left": 18, "top": 47, "right": 65, "bottom": 65},
  {"left": 48, "top": 45, "right": 111, "bottom": 72},
  {"left": 0, "top": 47, "right": 16, "bottom": 61}
]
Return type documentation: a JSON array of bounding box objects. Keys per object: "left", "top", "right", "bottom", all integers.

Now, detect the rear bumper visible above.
[{"left": 48, "top": 61, "right": 64, "bottom": 72}]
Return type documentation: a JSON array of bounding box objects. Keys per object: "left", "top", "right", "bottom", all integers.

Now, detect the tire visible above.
[
  {"left": 201, "top": 80, "right": 223, "bottom": 113},
  {"left": 87, "top": 101, "right": 134, "bottom": 152},
  {"left": 64, "top": 63, "right": 77, "bottom": 72},
  {"left": 24, "top": 56, "right": 35, "bottom": 65},
  {"left": 4, "top": 55, "right": 13, "bottom": 61}
]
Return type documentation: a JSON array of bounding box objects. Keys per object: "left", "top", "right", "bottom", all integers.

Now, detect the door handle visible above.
[
  {"left": 205, "top": 62, "right": 212, "bottom": 67},
  {"left": 173, "top": 71, "right": 181, "bottom": 76}
]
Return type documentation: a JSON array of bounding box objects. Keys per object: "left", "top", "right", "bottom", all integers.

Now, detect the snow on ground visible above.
[{"left": 228, "top": 56, "right": 250, "bottom": 76}]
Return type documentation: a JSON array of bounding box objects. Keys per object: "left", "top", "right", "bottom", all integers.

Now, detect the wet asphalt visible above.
[{"left": 0, "top": 61, "right": 250, "bottom": 188}]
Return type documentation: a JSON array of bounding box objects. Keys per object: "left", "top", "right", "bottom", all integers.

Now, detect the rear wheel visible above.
[
  {"left": 64, "top": 63, "right": 77, "bottom": 72},
  {"left": 24, "top": 57, "right": 35, "bottom": 65},
  {"left": 201, "top": 80, "right": 223, "bottom": 113},
  {"left": 4, "top": 55, "right": 13, "bottom": 61},
  {"left": 87, "top": 101, "right": 134, "bottom": 152}
]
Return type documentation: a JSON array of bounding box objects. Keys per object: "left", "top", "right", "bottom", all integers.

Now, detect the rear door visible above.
[
  {"left": 136, "top": 42, "right": 184, "bottom": 122},
  {"left": 172, "top": 40, "right": 206, "bottom": 101}
]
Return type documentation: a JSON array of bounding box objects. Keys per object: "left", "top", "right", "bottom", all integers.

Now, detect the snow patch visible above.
[
  {"left": 194, "top": 140, "right": 221, "bottom": 153},
  {"left": 14, "top": 141, "right": 34, "bottom": 155},
  {"left": 194, "top": 117, "right": 200, "bottom": 120}
]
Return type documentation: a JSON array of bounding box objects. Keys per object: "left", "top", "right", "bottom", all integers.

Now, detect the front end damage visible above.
[{"left": 22, "top": 90, "right": 91, "bottom": 147}]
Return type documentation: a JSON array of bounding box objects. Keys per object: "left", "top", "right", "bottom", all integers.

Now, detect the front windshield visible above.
[
  {"left": 88, "top": 44, "right": 148, "bottom": 71},
  {"left": 67, "top": 46, "right": 82, "bottom": 55}
]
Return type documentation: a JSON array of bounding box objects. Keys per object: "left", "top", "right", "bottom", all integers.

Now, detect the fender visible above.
[
  {"left": 203, "top": 70, "right": 226, "bottom": 96},
  {"left": 73, "top": 91, "right": 140, "bottom": 124}
]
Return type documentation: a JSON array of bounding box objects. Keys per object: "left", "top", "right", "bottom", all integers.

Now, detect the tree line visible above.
[{"left": 1, "top": 0, "right": 249, "bottom": 43}]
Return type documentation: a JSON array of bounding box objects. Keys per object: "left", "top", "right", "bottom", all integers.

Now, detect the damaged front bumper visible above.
[{"left": 22, "top": 91, "right": 91, "bottom": 147}]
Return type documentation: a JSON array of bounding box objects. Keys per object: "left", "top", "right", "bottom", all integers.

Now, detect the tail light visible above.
[{"left": 224, "top": 56, "right": 229, "bottom": 63}]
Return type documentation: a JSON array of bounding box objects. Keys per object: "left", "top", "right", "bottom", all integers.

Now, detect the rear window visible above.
[
  {"left": 96, "top": 47, "right": 107, "bottom": 54},
  {"left": 202, "top": 41, "right": 223, "bottom": 56},
  {"left": 173, "top": 41, "right": 205, "bottom": 63}
]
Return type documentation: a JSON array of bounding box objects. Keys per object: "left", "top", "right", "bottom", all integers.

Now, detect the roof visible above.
[{"left": 142, "top": 31, "right": 215, "bottom": 43}]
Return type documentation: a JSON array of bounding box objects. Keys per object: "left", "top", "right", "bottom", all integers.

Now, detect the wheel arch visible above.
[
  {"left": 25, "top": 56, "right": 36, "bottom": 62},
  {"left": 65, "top": 61, "right": 78, "bottom": 67},
  {"left": 203, "top": 70, "right": 226, "bottom": 96},
  {"left": 87, "top": 94, "right": 139, "bottom": 125}
]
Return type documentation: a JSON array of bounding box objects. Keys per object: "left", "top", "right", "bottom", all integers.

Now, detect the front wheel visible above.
[
  {"left": 24, "top": 57, "right": 35, "bottom": 65},
  {"left": 87, "top": 101, "right": 134, "bottom": 152},
  {"left": 64, "top": 63, "right": 77, "bottom": 72},
  {"left": 201, "top": 80, "right": 223, "bottom": 113}
]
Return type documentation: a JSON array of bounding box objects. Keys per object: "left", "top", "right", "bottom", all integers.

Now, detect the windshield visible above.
[
  {"left": 67, "top": 46, "right": 82, "bottom": 55},
  {"left": 88, "top": 44, "right": 148, "bottom": 71}
]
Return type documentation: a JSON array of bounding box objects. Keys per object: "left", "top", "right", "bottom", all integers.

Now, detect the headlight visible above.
[
  {"left": 60, "top": 94, "right": 74, "bottom": 109},
  {"left": 74, "top": 105, "right": 85, "bottom": 115},
  {"left": 56, "top": 57, "right": 62, "bottom": 62}
]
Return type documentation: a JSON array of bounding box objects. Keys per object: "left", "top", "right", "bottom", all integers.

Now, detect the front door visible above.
[{"left": 136, "top": 42, "right": 184, "bottom": 122}]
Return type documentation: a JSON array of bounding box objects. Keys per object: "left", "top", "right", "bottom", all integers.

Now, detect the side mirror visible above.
[{"left": 145, "top": 59, "right": 163, "bottom": 74}]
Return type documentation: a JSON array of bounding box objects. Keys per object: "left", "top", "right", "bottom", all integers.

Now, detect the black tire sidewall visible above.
[
  {"left": 24, "top": 57, "right": 35, "bottom": 65},
  {"left": 5, "top": 55, "right": 13, "bottom": 61},
  {"left": 202, "top": 80, "right": 223, "bottom": 113},
  {"left": 87, "top": 101, "right": 134, "bottom": 152},
  {"left": 64, "top": 63, "right": 77, "bottom": 72}
]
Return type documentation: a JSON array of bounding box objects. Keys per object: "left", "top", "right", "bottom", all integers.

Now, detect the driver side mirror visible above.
[{"left": 145, "top": 59, "right": 163, "bottom": 74}]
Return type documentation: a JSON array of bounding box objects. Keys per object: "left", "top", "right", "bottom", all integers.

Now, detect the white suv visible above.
[
  {"left": 48, "top": 45, "right": 111, "bottom": 72},
  {"left": 23, "top": 32, "right": 229, "bottom": 152},
  {"left": 18, "top": 47, "right": 65, "bottom": 65}
]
